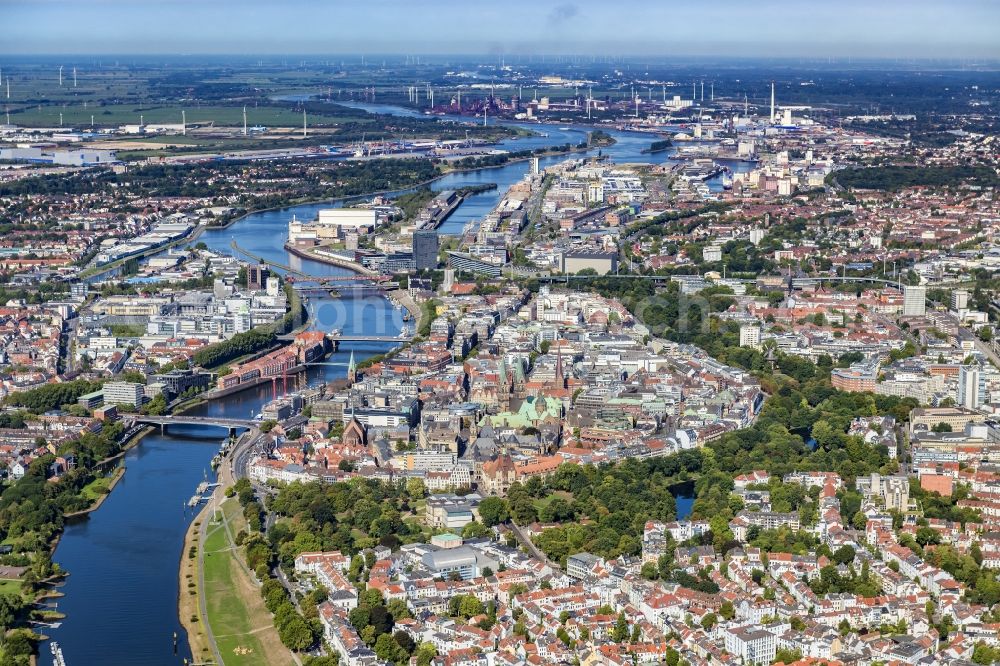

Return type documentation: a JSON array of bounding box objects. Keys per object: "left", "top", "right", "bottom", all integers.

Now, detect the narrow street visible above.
[{"left": 508, "top": 520, "right": 562, "bottom": 572}]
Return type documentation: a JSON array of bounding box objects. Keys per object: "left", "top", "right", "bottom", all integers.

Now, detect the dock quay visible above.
[{"left": 415, "top": 189, "right": 465, "bottom": 231}]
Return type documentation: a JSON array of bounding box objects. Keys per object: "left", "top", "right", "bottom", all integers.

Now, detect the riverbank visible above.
[
  {"left": 198, "top": 131, "right": 615, "bottom": 237},
  {"left": 64, "top": 467, "right": 125, "bottom": 519},
  {"left": 200, "top": 171, "right": 455, "bottom": 233},
  {"left": 284, "top": 242, "right": 379, "bottom": 276},
  {"left": 180, "top": 429, "right": 297, "bottom": 666},
  {"left": 437, "top": 135, "right": 616, "bottom": 174},
  {"left": 178, "top": 497, "right": 215, "bottom": 665}
]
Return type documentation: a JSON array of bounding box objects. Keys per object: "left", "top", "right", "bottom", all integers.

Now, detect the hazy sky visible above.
[{"left": 5, "top": 0, "right": 999, "bottom": 59}]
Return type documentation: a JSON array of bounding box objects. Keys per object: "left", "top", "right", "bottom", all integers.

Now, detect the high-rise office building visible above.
[
  {"left": 247, "top": 263, "right": 270, "bottom": 290},
  {"left": 952, "top": 289, "right": 970, "bottom": 311},
  {"left": 412, "top": 230, "right": 439, "bottom": 271},
  {"left": 442, "top": 268, "right": 455, "bottom": 294},
  {"left": 739, "top": 324, "right": 761, "bottom": 350},
  {"left": 902, "top": 285, "right": 926, "bottom": 317},
  {"left": 958, "top": 363, "right": 985, "bottom": 410}
]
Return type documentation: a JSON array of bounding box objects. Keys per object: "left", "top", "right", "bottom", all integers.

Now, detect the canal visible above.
[{"left": 41, "top": 105, "right": 739, "bottom": 664}]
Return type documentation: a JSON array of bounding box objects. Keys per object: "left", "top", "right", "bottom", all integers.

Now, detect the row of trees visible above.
[
  {"left": 3, "top": 379, "right": 104, "bottom": 414},
  {"left": 233, "top": 478, "right": 320, "bottom": 652},
  {"left": 832, "top": 165, "right": 1000, "bottom": 191},
  {"left": 191, "top": 327, "right": 275, "bottom": 369}
]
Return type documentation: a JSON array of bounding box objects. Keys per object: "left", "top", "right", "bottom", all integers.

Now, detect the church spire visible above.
[
  {"left": 554, "top": 344, "right": 565, "bottom": 388},
  {"left": 347, "top": 349, "right": 357, "bottom": 383}
]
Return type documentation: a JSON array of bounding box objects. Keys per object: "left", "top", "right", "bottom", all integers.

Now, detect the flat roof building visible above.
[
  {"left": 561, "top": 251, "right": 618, "bottom": 276},
  {"left": 102, "top": 382, "right": 145, "bottom": 408}
]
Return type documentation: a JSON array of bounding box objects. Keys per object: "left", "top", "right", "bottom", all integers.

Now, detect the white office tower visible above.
[
  {"left": 213, "top": 279, "right": 232, "bottom": 299},
  {"left": 740, "top": 324, "right": 762, "bottom": 350},
  {"left": 952, "top": 289, "right": 970, "bottom": 311},
  {"left": 902, "top": 285, "right": 926, "bottom": 317},
  {"left": 587, "top": 183, "right": 604, "bottom": 204},
  {"left": 530, "top": 157, "right": 540, "bottom": 175},
  {"left": 442, "top": 268, "right": 456, "bottom": 294},
  {"left": 958, "top": 363, "right": 985, "bottom": 410},
  {"left": 266, "top": 276, "right": 281, "bottom": 297},
  {"left": 749, "top": 228, "right": 766, "bottom": 246}
]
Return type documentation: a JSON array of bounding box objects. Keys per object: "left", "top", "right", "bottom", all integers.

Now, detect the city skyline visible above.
[
  {"left": 4, "top": 1, "right": 1000, "bottom": 664},
  {"left": 5, "top": 0, "right": 1000, "bottom": 59}
]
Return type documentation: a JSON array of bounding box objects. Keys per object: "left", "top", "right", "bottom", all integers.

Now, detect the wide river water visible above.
[{"left": 40, "top": 104, "right": 725, "bottom": 665}]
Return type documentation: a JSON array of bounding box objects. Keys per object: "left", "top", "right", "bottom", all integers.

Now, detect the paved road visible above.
[
  {"left": 508, "top": 520, "right": 562, "bottom": 572},
  {"left": 969, "top": 330, "right": 1000, "bottom": 370},
  {"left": 61, "top": 316, "right": 81, "bottom": 375}
]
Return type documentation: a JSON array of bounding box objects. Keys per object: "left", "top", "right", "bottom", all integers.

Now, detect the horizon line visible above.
[{"left": 1, "top": 53, "right": 999, "bottom": 63}]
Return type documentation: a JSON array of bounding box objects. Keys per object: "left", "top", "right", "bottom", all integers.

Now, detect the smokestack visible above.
[{"left": 770, "top": 81, "right": 775, "bottom": 123}]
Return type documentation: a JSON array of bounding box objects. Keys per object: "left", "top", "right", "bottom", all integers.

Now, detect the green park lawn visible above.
[
  {"left": 202, "top": 500, "right": 292, "bottom": 666},
  {"left": 532, "top": 490, "right": 573, "bottom": 512},
  {"left": 0, "top": 579, "right": 23, "bottom": 595}
]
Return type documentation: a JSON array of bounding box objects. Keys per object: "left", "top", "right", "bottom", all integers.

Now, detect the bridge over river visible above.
[
  {"left": 128, "top": 414, "right": 255, "bottom": 435},
  {"left": 230, "top": 240, "right": 392, "bottom": 285}
]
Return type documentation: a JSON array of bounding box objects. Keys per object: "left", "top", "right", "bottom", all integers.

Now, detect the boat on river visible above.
[{"left": 51, "top": 641, "right": 67, "bottom": 666}]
